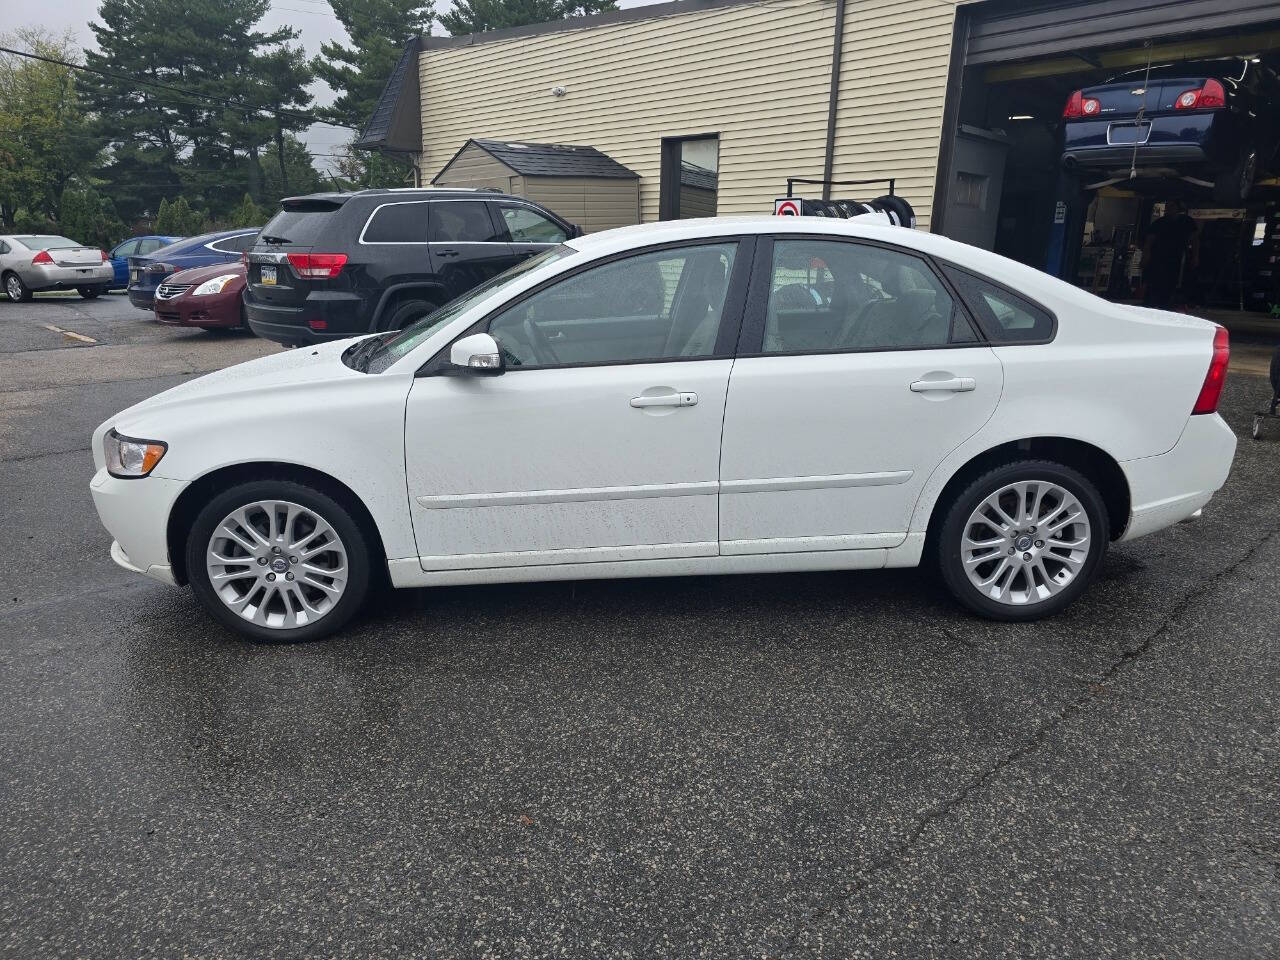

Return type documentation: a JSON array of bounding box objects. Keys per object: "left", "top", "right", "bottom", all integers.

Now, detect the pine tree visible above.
[
  {"left": 81, "top": 0, "right": 317, "bottom": 222},
  {"left": 440, "top": 0, "right": 618, "bottom": 36},
  {"left": 59, "top": 185, "right": 125, "bottom": 248},
  {"left": 155, "top": 196, "right": 204, "bottom": 235},
  {"left": 228, "top": 193, "right": 264, "bottom": 228}
]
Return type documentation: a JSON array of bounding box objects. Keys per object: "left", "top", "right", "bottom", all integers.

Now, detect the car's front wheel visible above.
[
  {"left": 4, "top": 272, "right": 32, "bottom": 303},
  {"left": 937, "top": 460, "right": 1108, "bottom": 621},
  {"left": 186, "top": 479, "right": 372, "bottom": 642}
]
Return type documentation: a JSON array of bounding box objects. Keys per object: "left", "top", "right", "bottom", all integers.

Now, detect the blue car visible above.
[
  {"left": 105, "top": 235, "right": 182, "bottom": 290},
  {"left": 127, "top": 228, "right": 261, "bottom": 311},
  {"left": 1061, "top": 57, "right": 1280, "bottom": 205}
]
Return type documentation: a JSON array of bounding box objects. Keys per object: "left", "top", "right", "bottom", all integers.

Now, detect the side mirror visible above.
[{"left": 449, "top": 332, "right": 505, "bottom": 376}]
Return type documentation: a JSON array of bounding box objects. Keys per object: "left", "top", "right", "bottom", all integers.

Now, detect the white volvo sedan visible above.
[{"left": 90, "top": 217, "right": 1236, "bottom": 641}]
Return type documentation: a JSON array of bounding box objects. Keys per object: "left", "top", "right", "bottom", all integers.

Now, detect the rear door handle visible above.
[
  {"left": 435, "top": 249, "right": 460, "bottom": 259},
  {"left": 910, "top": 377, "right": 975, "bottom": 393},
  {"left": 630, "top": 391, "right": 698, "bottom": 408}
]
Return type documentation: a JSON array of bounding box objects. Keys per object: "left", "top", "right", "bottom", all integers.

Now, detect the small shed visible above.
[{"left": 432, "top": 138, "right": 641, "bottom": 233}]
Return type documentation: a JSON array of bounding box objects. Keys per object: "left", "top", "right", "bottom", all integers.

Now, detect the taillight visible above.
[
  {"left": 1175, "top": 78, "right": 1226, "bottom": 110},
  {"left": 287, "top": 253, "right": 347, "bottom": 279},
  {"left": 99, "top": 249, "right": 109, "bottom": 263},
  {"left": 1192, "top": 325, "right": 1230, "bottom": 415},
  {"left": 31, "top": 249, "right": 53, "bottom": 265},
  {"left": 1063, "top": 90, "right": 1101, "bottom": 119}
]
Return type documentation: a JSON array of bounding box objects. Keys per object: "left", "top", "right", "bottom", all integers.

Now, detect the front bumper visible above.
[
  {"left": 1119, "top": 414, "right": 1237, "bottom": 541},
  {"left": 154, "top": 293, "right": 243, "bottom": 328},
  {"left": 22, "top": 263, "right": 113, "bottom": 291},
  {"left": 90, "top": 468, "right": 187, "bottom": 585}
]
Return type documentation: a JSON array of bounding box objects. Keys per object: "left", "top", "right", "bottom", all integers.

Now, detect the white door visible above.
[
  {"left": 718, "top": 236, "right": 1004, "bottom": 554},
  {"left": 404, "top": 240, "right": 747, "bottom": 571}
]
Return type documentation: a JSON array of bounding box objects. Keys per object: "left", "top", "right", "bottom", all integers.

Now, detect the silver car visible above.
[{"left": 1, "top": 235, "right": 114, "bottom": 302}]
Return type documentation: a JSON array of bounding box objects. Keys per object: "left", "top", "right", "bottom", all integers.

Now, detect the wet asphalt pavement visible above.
[{"left": 1, "top": 294, "right": 1278, "bottom": 958}]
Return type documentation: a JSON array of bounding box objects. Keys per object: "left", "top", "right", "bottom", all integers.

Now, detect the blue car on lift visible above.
[
  {"left": 105, "top": 235, "right": 183, "bottom": 290},
  {"left": 126, "top": 228, "right": 261, "bottom": 310}
]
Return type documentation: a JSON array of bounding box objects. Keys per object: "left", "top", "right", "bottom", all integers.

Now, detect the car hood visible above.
[
  {"left": 169, "top": 262, "right": 246, "bottom": 284},
  {"left": 95, "top": 337, "right": 370, "bottom": 462}
]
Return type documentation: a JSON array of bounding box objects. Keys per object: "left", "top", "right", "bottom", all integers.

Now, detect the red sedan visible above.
[{"left": 153, "top": 262, "right": 247, "bottom": 330}]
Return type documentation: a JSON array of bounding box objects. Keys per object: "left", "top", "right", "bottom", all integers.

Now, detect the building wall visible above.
[
  {"left": 418, "top": 0, "right": 961, "bottom": 228},
  {"left": 522, "top": 177, "right": 641, "bottom": 233}
]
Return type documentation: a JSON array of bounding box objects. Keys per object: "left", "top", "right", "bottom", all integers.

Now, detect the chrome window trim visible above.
[
  {"left": 357, "top": 197, "right": 562, "bottom": 246},
  {"left": 206, "top": 232, "right": 259, "bottom": 254}
]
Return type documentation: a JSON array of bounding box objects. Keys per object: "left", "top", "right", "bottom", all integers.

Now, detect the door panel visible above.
[
  {"left": 428, "top": 200, "right": 516, "bottom": 299},
  {"left": 719, "top": 348, "right": 1003, "bottom": 551},
  {"left": 405, "top": 361, "right": 732, "bottom": 569}
]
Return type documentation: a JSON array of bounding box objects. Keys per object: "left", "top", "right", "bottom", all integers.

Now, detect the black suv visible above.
[{"left": 243, "top": 188, "right": 578, "bottom": 346}]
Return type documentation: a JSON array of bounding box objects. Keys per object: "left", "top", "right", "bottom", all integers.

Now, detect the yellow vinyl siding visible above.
[
  {"left": 420, "top": 0, "right": 838, "bottom": 221},
  {"left": 521, "top": 178, "right": 641, "bottom": 233},
  {"left": 419, "top": 0, "right": 961, "bottom": 226},
  {"left": 432, "top": 143, "right": 520, "bottom": 192}
]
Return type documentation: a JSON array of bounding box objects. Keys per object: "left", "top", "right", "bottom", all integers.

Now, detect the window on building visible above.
[{"left": 660, "top": 135, "right": 719, "bottom": 220}]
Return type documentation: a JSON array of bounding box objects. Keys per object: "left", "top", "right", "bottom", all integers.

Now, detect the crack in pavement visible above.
[
  {"left": 774, "top": 521, "right": 1280, "bottom": 958},
  {"left": 1, "top": 445, "right": 92, "bottom": 465}
]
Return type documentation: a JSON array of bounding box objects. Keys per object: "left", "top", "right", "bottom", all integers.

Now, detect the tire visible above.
[
  {"left": 185, "top": 479, "right": 373, "bottom": 642},
  {"left": 937, "top": 460, "right": 1108, "bottom": 622},
  {"left": 4, "top": 272, "right": 32, "bottom": 303},
  {"left": 77, "top": 286, "right": 102, "bottom": 299},
  {"left": 379, "top": 298, "right": 439, "bottom": 333},
  {"left": 1213, "top": 149, "right": 1258, "bottom": 205}
]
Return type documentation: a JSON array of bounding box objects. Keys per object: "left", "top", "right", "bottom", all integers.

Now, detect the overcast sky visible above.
[{"left": 11, "top": 0, "right": 664, "bottom": 173}]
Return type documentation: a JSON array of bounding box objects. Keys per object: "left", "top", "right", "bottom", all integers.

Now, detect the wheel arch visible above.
[
  {"left": 166, "top": 461, "right": 389, "bottom": 586},
  {"left": 922, "top": 436, "right": 1131, "bottom": 553},
  {"left": 370, "top": 282, "right": 447, "bottom": 331}
]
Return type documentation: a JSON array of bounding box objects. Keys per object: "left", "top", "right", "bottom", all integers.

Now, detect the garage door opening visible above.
[{"left": 937, "top": 4, "right": 1280, "bottom": 325}]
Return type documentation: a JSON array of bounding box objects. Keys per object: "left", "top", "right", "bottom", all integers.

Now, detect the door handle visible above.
[
  {"left": 630, "top": 391, "right": 698, "bottom": 408},
  {"left": 910, "top": 377, "right": 975, "bottom": 393},
  {"left": 435, "top": 248, "right": 459, "bottom": 258}
]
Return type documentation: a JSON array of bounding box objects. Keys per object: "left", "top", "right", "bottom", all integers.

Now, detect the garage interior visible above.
[{"left": 940, "top": 1, "right": 1280, "bottom": 323}]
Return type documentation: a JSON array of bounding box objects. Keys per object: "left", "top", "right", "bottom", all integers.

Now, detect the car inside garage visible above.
[{"left": 937, "top": 0, "right": 1280, "bottom": 322}]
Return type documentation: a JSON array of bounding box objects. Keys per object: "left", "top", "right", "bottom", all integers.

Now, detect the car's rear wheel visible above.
[
  {"left": 186, "top": 480, "right": 372, "bottom": 642},
  {"left": 77, "top": 286, "right": 102, "bottom": 299},
  {"left": 1214, "top": 148, "right": 1258, "bottom": 205},
  {"left": 380, "top": 298, "right": 440, "bottom": 332},
  {"left": 4, "top": 273, "right": 32, "bottom": 303},
  {"left": 937, "top": 460, "right": 1108, "bottom": 621}
]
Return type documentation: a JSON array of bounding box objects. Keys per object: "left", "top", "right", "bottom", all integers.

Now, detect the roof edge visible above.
[{"left": 421, "top": 0, "right": 783, "bottom": 50}]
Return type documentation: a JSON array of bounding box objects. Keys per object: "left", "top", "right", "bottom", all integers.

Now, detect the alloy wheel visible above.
[
  {"left": 6, "top": 276, "right": 22, "bottom": 301},
  {"left": 961, "top": 480, "right": 1092, "bottom": 606},
  {"left": 205, "top": 500, "right": 348, "bottom": 630}
]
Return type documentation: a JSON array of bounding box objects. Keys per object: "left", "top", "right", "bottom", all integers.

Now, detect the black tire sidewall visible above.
[
  {"left": 77, "top": 287, "right": 101, "bottom": 299},
  {"left": 185, "top": 479, "right": 373, "bottom": 643},
  {"left": 937, "top": 460, "right": 1109, "bottom": 622},
  {"left": 5, "top": 273, "right": 31, "bottom": 302}
]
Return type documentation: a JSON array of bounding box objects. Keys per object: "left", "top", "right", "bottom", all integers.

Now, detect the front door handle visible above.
[
  {"left": 910, "top": 377, "right": 975, "bottom": 393},
  {"left": 435, "top": 248, "right": 460, "bottom": 259},
  {"left": 630, "top": 391, "right": 698, "bottom": 408}
]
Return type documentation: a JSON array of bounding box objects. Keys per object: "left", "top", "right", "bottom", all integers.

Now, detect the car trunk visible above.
[
  {"left": 1083, "top": 76, "right": 1215, "bottom": 118},
  {"left": 46, "top": 246, "right": 103, "bottom": 267}
]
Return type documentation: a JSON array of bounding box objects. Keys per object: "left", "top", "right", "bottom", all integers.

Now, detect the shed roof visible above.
[{"left": 453, "top": 139, "right": 641, "bottom": 180}]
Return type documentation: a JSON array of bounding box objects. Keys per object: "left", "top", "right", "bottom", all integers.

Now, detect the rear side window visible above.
[
  {"left": 429, "top": 202, "right": 500, "bottom": 243},
  {"left": 942, "top": 265, "right": 1056, "bottom": 343},
  {"left": 136, "top": 238, "right": 164, "bottom": 254},
  {"left": 209, "top": 233, "right": 258, "bottom": 254},
  {"left": 362, "top": 202, "right": 429, "bottom": 243}
]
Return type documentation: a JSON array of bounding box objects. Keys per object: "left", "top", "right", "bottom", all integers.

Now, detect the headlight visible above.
[
  {"left": 104, "top": 430, "right": 167, "bottom": 478},
  {"left": 191, "top": 274, "right": 238, "bottom": 296}
]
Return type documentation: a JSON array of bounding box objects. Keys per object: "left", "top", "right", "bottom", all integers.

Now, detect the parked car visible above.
[
  {"left": 106, "top": 235, "right": 183, "bottom": 290},
  {"left": 1062, "top": 57, "right": 1280, "bottom": 203},
  {"left": 1, "top": 234, "right": 114, "bottom": 302},
  {"left": 90, "top": 216, "right": 1236, "bottom": 642},
  {"left": 153, "top": 262, "right": 247, "bottom": 331},
  {"left": 127, "top": 228, "right": 259, "bottom": 310},
  {"left": 243, "top": 188, "right": 578, "bottom": 346}
]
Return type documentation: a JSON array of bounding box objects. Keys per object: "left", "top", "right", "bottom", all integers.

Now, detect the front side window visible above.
[
  {"left": 488, "top": 242, "right": 738, "bottom": 368},
  {"left": 429, "top": 202, "right": 500, "bottom": 243},
  {"left": 761, "top": 239, "right": 972, "bottom": 353},
  {"left": 500, "top": 205, "right": 568, "bottom": 243},
  {"left": 363, "top": 202, "right": 429, "bottom": 243},
  {"left": 942, "top": 265, "right": 1055, "bottom": 343}
]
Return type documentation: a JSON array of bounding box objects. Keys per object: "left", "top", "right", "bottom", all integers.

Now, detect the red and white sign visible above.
[{"left": 774, "top": 197, "right": 802, "bottom": 216}]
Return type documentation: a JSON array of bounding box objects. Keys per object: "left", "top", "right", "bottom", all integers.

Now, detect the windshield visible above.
[
  {"left": 358, "top": 245, "right": 574, "bottom": 374},
  {"left": 16, "top": 235, "right": 80, "bottom": 250}
]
